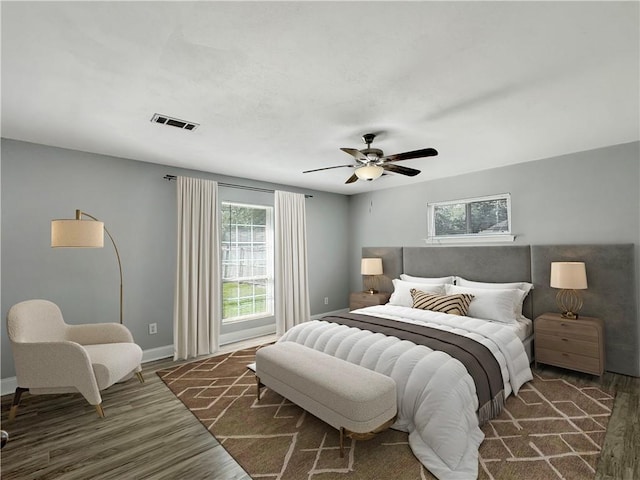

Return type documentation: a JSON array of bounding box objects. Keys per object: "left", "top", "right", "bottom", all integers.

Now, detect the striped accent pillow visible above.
[{"left": 410, "top": 288, "right": 474, "bottom": 316}]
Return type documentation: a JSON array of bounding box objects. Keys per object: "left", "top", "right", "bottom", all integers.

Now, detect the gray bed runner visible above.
[{"left": 322, "top": 313, "right": 504, "bottom": 425}]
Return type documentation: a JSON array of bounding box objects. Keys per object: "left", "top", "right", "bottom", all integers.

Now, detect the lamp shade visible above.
[
  {"left": 550, "top": 262, "right": 587, "bottom": 289},
  {"left": 361, "top": 258, "right": 383, "bottom": 275},
  {"left": 355, "top": 165, "right": 384, "bottom": 180},
  {"left": 51, "top": 219, "right": 104, "bottom": 248}
]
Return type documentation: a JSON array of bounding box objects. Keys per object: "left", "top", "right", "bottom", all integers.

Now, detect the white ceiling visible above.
[{"left": 2, "top": 1, "right": 638, "bottom": 195}]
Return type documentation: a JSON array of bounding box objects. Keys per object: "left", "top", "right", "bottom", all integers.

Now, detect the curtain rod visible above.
[{"left": 163, "top": 175, "right": 313, "bottom": 198}]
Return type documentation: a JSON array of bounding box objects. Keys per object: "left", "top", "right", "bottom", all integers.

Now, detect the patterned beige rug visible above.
[{"left": 158, "top": 346, "right": 615, "bottom": 480}]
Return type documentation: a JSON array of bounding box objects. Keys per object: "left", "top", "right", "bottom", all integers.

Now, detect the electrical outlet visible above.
[
  {"left": 324, "top": 297, "right": 329, "bottom": 305},
  {"left": 148, "top": 323, "right": 157, "bottom": 335}
]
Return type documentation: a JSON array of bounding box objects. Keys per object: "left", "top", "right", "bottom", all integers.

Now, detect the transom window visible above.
[
  {"left": 426, "top": 193, "right": 514, "bottom": 243},
  {"left": 221, "top": 202, "right": 274, "bottom": 323}
]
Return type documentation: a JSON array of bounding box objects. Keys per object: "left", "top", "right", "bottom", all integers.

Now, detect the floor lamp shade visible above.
[{"left": 51, "top": 219, "right": 104, "bottom": 247}]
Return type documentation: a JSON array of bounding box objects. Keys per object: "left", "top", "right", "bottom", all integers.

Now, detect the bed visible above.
[
  {"left": 280, "top": 300, "right": 533, "bottom": 479},
  {"left": 280, "top": 246, "right": 538, "bottom": 479}
]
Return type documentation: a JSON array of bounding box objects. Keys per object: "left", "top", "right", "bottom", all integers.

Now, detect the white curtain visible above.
[
  {"left": 275, "top": 190, "right": 310, "bottom": 336},
  {"left": 173, "top": 176, "right": 220, "bottom": 360}
]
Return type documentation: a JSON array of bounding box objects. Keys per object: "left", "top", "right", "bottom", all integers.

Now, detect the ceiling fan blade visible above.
[
  {"left": 345, "top": 173, "right": 359, "bottom": 184},
  {"left": 384, "top": 148, "right": 438, "bottom": 162},
  {"left": 303, "top": 164, "right": 354, "bottom": 174},
  {"left": 382, "top": 163, "right": 421, "bottom": 177},
  {"left": 340, "top": 148, "right": 368, "bottom": 162}
]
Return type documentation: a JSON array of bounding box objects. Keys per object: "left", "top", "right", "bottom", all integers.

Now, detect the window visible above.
[
  {"left": 426, "top": 193, "right": 514, "bottom": 243},
  {"left": 221, "top": 202, "right": 274, "bottom": 323}
]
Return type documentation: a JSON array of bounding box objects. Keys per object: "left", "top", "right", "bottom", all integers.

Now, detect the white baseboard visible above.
[
  {"left": 0, "top": 377, "right": 17, "bottom": 397},
  {"left": 142, "top": 345, "right": 174, "bottom": 363},
  {"left": 220, "top": 324, "right": 276, "bottom": 346}
]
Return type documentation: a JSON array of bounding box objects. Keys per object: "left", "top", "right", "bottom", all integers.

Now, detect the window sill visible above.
[
  {"left": 222, "top": 312, "right": 274, "bottom": 325},
  {"left": 424, "top": 234, "right": 516, "bottom": 245}
]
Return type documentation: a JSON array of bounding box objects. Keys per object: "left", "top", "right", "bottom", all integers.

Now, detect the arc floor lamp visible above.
[{"left": 51, "top": 210, "right": 124, "bottom": 324}]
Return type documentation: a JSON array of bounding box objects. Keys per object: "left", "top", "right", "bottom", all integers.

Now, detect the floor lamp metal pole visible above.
[{"left": 76, "top": 210, "right": 124, "bottom": 325}]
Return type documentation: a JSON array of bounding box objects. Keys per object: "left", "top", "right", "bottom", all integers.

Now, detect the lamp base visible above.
[
  {"left": 556, "top": 289, "right": 583, "bottom": 320},
  {"left": 363, "top": 275, "right": 380, "bottom": 295}
]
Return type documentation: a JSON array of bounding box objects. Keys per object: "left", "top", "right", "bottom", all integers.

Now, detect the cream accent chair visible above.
[{"left": 7, "top": 299, "right": 144, "bottom": 419}]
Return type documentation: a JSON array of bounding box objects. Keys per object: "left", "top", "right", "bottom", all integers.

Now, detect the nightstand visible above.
[
  {"left": 534, "top": 312, "right": 605, "bottom": 378},
  {"left": 349, "top": 292, "right": 391, "bottom": 311}
]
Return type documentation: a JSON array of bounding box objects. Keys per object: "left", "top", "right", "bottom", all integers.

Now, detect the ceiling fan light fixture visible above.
[{"left": 355, "top": 165, "right": 384, "bottom": 181}]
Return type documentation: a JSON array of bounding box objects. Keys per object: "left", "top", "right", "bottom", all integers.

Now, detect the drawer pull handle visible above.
[
  {"left": 561, "top": 338, "right": 568, "bottom": 342},
  {"left": 562, "top": 353, "right": 569, "bottom": 357},
  {"left": 560, "top": 323, "right": 567, "bottom": 327}
]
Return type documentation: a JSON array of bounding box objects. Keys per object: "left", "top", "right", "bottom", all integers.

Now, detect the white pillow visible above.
[
  {"left": 455, "top": 277, "right": 533, "bottom": 319},
  {"left": 445, "top": 284, "right": 524, "bottom": 324},
  {"left": 400, "top": 274, "right": 455, "bottom": 285},
  {"left": 455, "top": 277, "right": 533, "bottom": 294},
  {"left": 389, "top": 279, "right": 446, "bottom": 307}
]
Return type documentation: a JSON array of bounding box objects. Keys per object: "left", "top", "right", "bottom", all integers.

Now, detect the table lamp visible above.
[
  {"left": 550, "top": 261, "right": 587, "bottom": 319},
  {"left": 361, "top": 258, "right": 383, "bottom": 294}
]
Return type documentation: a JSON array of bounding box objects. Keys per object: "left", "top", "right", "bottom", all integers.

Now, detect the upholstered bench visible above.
[{"left": 254, "top": 341, "right": 397, "bottom": 456}]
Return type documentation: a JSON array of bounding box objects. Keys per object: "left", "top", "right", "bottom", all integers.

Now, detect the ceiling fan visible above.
[{"left": 303, "top": 133, "right": 438, "bottom": 184}]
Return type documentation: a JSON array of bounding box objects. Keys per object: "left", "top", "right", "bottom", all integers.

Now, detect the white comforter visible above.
[{"left": 278, "top": 304, "right": 533, "bottom": 480}]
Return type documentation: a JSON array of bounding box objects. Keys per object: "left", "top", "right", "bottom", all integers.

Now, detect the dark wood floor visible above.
[{"left": 1, "top": 345, "right": 638, "bottom": 479}]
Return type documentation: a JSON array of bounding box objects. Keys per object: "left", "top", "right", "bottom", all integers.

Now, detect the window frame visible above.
[
  {"left": 220, "top": 201, "right": 274, "bottom": 324},
  {"left": 425, "top": 193, "right": 515, "bottom": 244}
]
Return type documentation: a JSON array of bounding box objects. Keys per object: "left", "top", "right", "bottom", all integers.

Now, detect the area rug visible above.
[{"left": 158, "top": 346, "right": 615, "bottom": 480}]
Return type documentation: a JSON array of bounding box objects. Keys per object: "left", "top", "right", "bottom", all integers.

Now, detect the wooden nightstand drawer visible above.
[
  {"left": 535, "top": 317, "right": 599, "bottom": 342},
  {"left": 349, "top": 292, "right": 390, "bottom": 311},
  {"left": 535, "top": 333, "right": 599, "bottom": 358},
  {"left": 536, "top": 347, "right": 601, "bottom": 375}
]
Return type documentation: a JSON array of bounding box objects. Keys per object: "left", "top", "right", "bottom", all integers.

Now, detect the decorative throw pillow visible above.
[
  {"left": 389, "top": 279, "right": 446, "bottom": 307},
  {"left": 410, "top": 289, "right": 474, "bottom": 316}
]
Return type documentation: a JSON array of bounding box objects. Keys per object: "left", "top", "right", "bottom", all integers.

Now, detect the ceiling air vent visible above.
[{"left": 151, "top": 113, "right": 199, "bottom": 131}]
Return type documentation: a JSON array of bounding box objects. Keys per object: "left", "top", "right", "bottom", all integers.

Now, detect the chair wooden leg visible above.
[
  {"left": 8, "top": 387, "right": 28, "bottom": 421},
  {"left": 95, "top": 404, "right": 105, "bottom": 418},
  {"left": 136, "top": 371, "right": 145, "bottom": 383},
  {"left": 339, "top": 427, "right": 345, "bottom": 458}
]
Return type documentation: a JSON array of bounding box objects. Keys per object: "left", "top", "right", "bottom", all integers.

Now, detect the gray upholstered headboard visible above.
[
  {"left": 362, "top": 245, "right": 533, "bottom": 317},
  {"left": 361, "top": 244, "right": 638, "bottom": 377}
]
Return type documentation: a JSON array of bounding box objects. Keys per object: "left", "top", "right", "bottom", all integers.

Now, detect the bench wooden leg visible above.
[
  {"left": 256, "top": 376, "right": 261, "bottom": 400},
  {"left": 339, "top": 416, "right": 396, "bottom": 457}
]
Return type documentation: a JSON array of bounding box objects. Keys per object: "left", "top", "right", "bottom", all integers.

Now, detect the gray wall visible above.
[
  {"left": 349, "top": 141, "right": 640, "bottom": 373},
  {"left": 3, "top": 139, "right": 638, "bottom": 379},
  {"left": 1, "top": 139, "right": 350, "bottom": 379}
]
